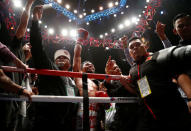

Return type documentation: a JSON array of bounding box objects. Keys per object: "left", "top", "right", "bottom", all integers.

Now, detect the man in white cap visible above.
[
  {"left": 54, "top": 49, "right": 71, "bottom": 71},
  {"left": 30, "top": 5, "right": 78, "bottom": 131}
]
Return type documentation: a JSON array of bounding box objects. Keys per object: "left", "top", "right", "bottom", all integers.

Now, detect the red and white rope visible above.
[{"left": 1, "top": 66, "right": 122, "bottom": 80}]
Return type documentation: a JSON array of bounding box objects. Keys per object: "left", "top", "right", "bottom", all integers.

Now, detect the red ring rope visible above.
[{"left": 1, "top": 66, "right": 122, "bottom": 80}]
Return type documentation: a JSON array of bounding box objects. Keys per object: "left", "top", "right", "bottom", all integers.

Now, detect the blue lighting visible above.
[
  {"left": 43, "top": 0, "right": 127, "bottom": 24},
  {"left": 44, "top": 0, "right": 78, "bottom": 21}
]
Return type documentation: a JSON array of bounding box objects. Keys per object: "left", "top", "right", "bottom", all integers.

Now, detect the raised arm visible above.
[
  {"left": 156, "top": 21, "right": 172, "bottom": 48},
  {"left": 16, "top": 0, "right": 35, "bottom": 39},
  {"left": 73, "top": 28, "right": 89, "bottom": 72},
  {"left": 121, "top": 36, "right": 134, "bottom": 66},
  {"left": 73, "top": 43, "right": 82, "bottom": 72},
  {"left": 30, "top": 5, "right": 52, "bottom": 69}
]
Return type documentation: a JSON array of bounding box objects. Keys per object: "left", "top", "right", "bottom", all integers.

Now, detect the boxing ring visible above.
[{"left": 0, "top": 66, "right": 138, "bottom": 131}]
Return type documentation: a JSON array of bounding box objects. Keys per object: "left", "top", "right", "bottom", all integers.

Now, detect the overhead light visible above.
[
  {"left": 13, "top": 0, "right": 22, "bottom": 8},
  {"left": 57, "top": 0, "right": 62, "bottom": 4},
  {"left": 74, "top": 10, "right": 78, "bottom": 14},
  {"left": 139, "top": 14, "right": 141, "bottom": 17},
  {"left": 83, "top": 12, "right": 86, "bottom": 16},
  {"left": 108, "top": 2, "right": 113, "bottom": 8},
  {"left": 111, "top": 28, "right": 115, "bottom": 33},
  {"left": 86, "top": 22, "right": 89, "bottom": 25},
  {"left": 65, "top": 4, "right": 70, "bottom": 9},
  {"left": 69, "top": 19, "right": 72, "bottom": 22},
  {"left": 146, "top": 0, "right": 150, "bottom": 3},
  {"left": 70, "top": 29, "right": 77, "bottom": 37},
  {"left": 126, "top": 5, "right": 129, "bottom": 8},
  {"left": 44, "top": 25, "right": 48, "bottom": 28},
  {"left": 145, "top": 6, "right": 147, "bottom": 8},
  {"left": 118, "top": 24, "right": 124, "bottom": 29},
  {"left": 121, "top": 12, "right": 124, "bottom": 15},
  {"left": 91, "top": 9, "right": 95, "bottom": 13},
  {"left": 105, "top": 47, "right": 109, "bottom": 50},
  {"left": 105, "top": 33, "right": 108, "bottom": 36},
  {"left": 114, "top": 14, "right": 117, "bottom": 17},
  {"left": 124, "top": 20, "right": 131, "bottom": 26},
  {"left": 38, "top": 20, "right": 42, "bottom": 24},
  {"left": 61, "top": 29, "right": 68, "bottom": 36},
  {"left": 79, "top": 14, "right": 83, "bottom": 18},
  {"left": 132, "top": 17, "right": 138, "bottom": 23},
  {"left": 48, "top": 28, "right": 54, "bottom": 35},
  {"left": 100, "top": 34, "right": 103, "bottom": 39},
  {"left": 27, "top": 28, "right": 30, "bottom": 32},
  {"left": 143, "top": 11, "right": 145, "bottom": 13},
  {"left": 160, "top": 11, "right": 164, "bottom": 15},
  {"left": 115, "top": 2, "right": 119, "bottom": 6},
  {"left": 99, "top": 6, "right": 103, "bottom": 11}
]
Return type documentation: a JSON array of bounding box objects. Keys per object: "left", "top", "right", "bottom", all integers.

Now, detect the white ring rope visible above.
[{"left": 0, "top": 94, "right": 138, "bottom": 103}]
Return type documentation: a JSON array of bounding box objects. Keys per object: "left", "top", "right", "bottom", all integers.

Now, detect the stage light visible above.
[
  {"left": 83, "top": 13, "right": 86, "bottom": 16},
  {"left": 118, "top": 24, "right": 124, "bottom": 29},
  {"left": 105, "top": 47, "right": 109, "bottom": 50},
  {"left": 61, "top": 29, "right": 68, "bottom": 36},
  {"left": 65, "top": 4, "right": 70, "bottom": 9},
  {"left": 132, "top": 17, "right": 138, "bottom": 23},
  {"left": 115, "top": 2, "right": 119, "bottom": 6},
  {"left": 160, "top": 11, "right": 164, "bottom": 15},
  {"left": 99, "top": 6, "right": 103, "bottom": 11},
  {"left": 145, "top": 6, "right": 147, "bottom": 8},
  {"left": 91, "top": 9, "right": 95, "bottom": 13},
  {"left": 79, "top": 14, "right": 83, "bottom": 18},
  {"left": 23, "top": 7, "right": 25, "bottom": 11},
  {"left": 48, "top": 28, "right": 54, "bottom": 35},
  {"left": 38, "top": 20, "right": 42, "bottom": 24},
  {"left": 121, "top": 12, "right": 124, "bottom": 15},
  {"left": 126, "top": 5, "right": 129, "bottom": 8},
  {"left": 74, "top": 10, "right": 78, "bottom": 14},
  {"left": 86, "top": 22, "right": 89, "bottom": 25},
  {"left": 57, "top": 0, "right": 62, "bottom": 4},
  {"left": 100, "top": 34, "right": 103, "bottom": 39},
  {"left": 105, "top": 33, "right": 108, "bottom": 36},
  {"left": 111, "top": 28, "right": 115, "bottom": 33},
  {"left": 114, "top": 14, "right": 117, "bottom": 17},
  {"left": 44, "top": 25, "right": 48, "bottom": 28},
  {"left": 69, "top": 19, "right": 72, "bottom": 22},
  {"left": 108, "top": 2, "right": 113, "bottom": 8},
  {"left": 124, "top": 20, "right": 131, "bottom": 26},
  {"left": 139, "top": 14, "right": 141, "bottom": 17},
  {"left": 13, "top": 0, "right": 22, "bottom": 8},
  {"left": 27, "top": 28, "right": 30, "bottom": 32},
  {"left": 70, "top": 29, "right": 77, "bottom": 37},
  {"left": 146, "top": 0, "right": 150, "bottom": 3}
]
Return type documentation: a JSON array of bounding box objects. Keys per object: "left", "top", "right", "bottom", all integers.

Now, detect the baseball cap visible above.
[{"left": 54, "top": 49, "right": 71, "bottom": 60}]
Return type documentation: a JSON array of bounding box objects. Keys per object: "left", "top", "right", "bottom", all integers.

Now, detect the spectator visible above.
[
  {"left": 120, "top": 37, "right": 191, "bottom": 131},
  {"left": 30, "top": 5, "right": 79, "bottom": 131}
]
